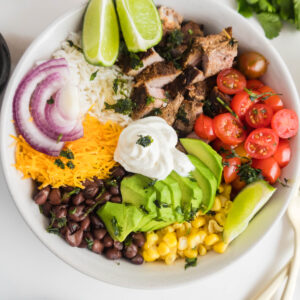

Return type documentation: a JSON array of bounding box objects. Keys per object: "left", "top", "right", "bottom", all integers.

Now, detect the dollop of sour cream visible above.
[{"left": 114, "top": 117, "right": 195, "bottom": 180}]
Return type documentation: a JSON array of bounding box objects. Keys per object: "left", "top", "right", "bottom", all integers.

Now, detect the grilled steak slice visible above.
[
  {"left": 122, "top": 48, "right": 164, "bottom": 77},
  {"left": 186, "top": 80, "right": 209, "bottom": 101},
  {"left": 160, "top": 93, "right": 184, "bottom": 125},
  {"left": 134, "top": 62, "right": 182, "bottom": 88},
  {"left": 181, "top": 21, "right": 204, "bottom": 44},
  {"left": 202, "top": 86, "right": 232, "bottom": 118},
  {"left": 182, "top": 39, "right": 202, "bottom": 69},
  {"left": 131, "top": 84, "right": 166, "bottom": 120},
  {"left": 195, "top": 27, "right": 238, "bottom": 77},
  {"left": 166, "top": 66, "right": 205, "bottom": 99},
  {"left": 158, "top": 6, "right": 183, "bottom": 34},
  {"left": 174, "top": 99, "right": 203, "bottom": 135}
]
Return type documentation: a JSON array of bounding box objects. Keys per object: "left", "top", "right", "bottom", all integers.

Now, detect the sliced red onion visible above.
[{"left": 13, "top": 59, "right": 68, "bottom": 156}]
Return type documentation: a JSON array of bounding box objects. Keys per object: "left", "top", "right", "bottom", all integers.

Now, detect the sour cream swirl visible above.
[{"left": 114, "top": 117, "right": 194, "bottom": 180}]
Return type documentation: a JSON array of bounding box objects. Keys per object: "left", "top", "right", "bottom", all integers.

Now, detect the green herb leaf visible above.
[
  {"left": 67, "top": 40, "right": 83, "bottom": 53},
  {"left": 294, "top": 0, "right": 300, "bottom": 29},
  {"left": 237, "top": 0, "right": 254, "bottom": 17},
  {"left": 90, "top": 70, "right": 98, "bottom": 81},
  {"left": 185, "top": 257, "right": 197, "bottom": 269},
  {"left": 176, "top": 107, "right": 189, "bottom": 125},
  {"left": 136, "top": 135, "right": 153, "bottom": 147},
  {"left": 85, "top": 238, "right": 94, "bottom": 250},
  {"left": 277, "top": 177, "right": 290, "bottom": 187},
  {"left": 60, "top": 149, "right": 74, "bottom": 159},
  {"left": 54, "top": 159, "right": 65, "bottom": 169},
  {"left": 66, "top": 161, "right": 75, "bottom": 169},
  {"left": 146, "top": 108, "right": 162, "bottom": 117},
  {"left": 277, "top": 0, "right": 294, "bottom": 21},
  {"left": 113, "top": 77, "right": 128, "bottom": 95},
  {"left": 216, "top": 97, "right": 239, "bottom": 119},
  {"left": 188, "top": 29, "right": 194, "bottom": 35},
  {"left": 258, "top": 0, "right": 276, "bottom": 13},
  {"left": 129, "top": 52, "right": 144, "bottom": 70},
  {"left": 47, "top": 97, "right": 54, "bottom": 105},
  {"left": 104, "top": 98, "right": 134, "bottom": 115},
  {"left": 69, "top": 207, "right": 77, "bottom": 215},
  {"left": 256, "top": 12, "right": 282, "bottom": 39},
  {"left": 238, "top": 161, "right": 264, "bottom": 184},
  {"left": 62, "top": 187, "right": 80, "bottom": 201},
  {"left": 146, "top": 96, "right": 155, "bottom": 105},
  {"left": 111, "top": 216, "right": 122, "bottom": 237},
  {"left": 57, "top": 134, "right": 63, "bottom": 143}
]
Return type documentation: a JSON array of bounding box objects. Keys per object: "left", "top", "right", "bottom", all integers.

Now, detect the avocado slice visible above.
[
  {"left": 180, "top": 138, "right": 223, "bottom": 186},
  {"left": 153, "top": 181, "right": 176, "bottom": 222},
  {"left": 188, "top": 154, "right": 218, "bottom": 213},
  {"left": 162, "top": 176, "right": 184, "bottom": 222},
  {"left": 169, "top": 171, "right": 202, "bottom": 220},
  {"left": 140, "top": 219, "right": 174, "bottom": 232},
  {"left": 97, "top": 202, "right": 143, "bottom": 242}
]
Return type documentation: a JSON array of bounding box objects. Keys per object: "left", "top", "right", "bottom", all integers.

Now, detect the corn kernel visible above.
[
  {"left": 172, "top": 222, "right": 183, "bottom": 230},
  {"left": 176, "top": 226, "right": 186, "bottom": 238},
  {"left": 146, "top": 232, "right": 159, "bottom": 245},
  {"left": 218, "top": 195, "right": 228, "bottom": 207},
  {"left": 143, "top": 247, "right": 159, "bottom": 262},
  {"left": 184, "top": 248, "right": 198, "bottom": 259},
  {"left": 165, "top": 253, "right": 177, "bottom": 265},
  {"left": 218, "top": 185, "right": 224, "bottom": 194},
  {"left": 208, "top": 220, "right": 223, "bottom": 234},
  {"left": 191, "top": 216, "right": 206, "bottom": 228},
  {"left": 223, "top": 200, "right": 233, "bottom": 213},
  {"left": 158, "top": 242, "right": 170, "bottom": 256},
  {"left": 204, "top": 234, "right": 220, "bottom": 246},
  {"left": 163, "top": 232, "right": 177, "bottom": 248},
  {"left": 187, "top": 233, "right": 201, "bottom": 249},
  {"left": 198, "top": 230, "right": 207, "bottom": 243},
  {"left": 211, "top": 196, "right": 222, "bottom": 212},
  {"left": 198, "top": 244, "right": 207, "bottom": 256},
  {"left": 161, "top": 226, "right": 175, "bottom": 235},
  {"left": 177, "top": 250, "right": 185, "bottom": 257},
  {"left": 178, "top": 236, "right": 188, "bottom": 251},
  {"left": 223, "top": 184, "right": 232, "bottom": 198},
  {"left": 185, "top": 222, "right": 192, "bottom": 233},
  {"left": 215, "top": 213, "right": 226, "bottom": 226},
  {"left": 213, "top": 241, "right": 228, "bottom": 254}
]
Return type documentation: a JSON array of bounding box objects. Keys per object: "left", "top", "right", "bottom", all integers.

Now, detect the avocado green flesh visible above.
[
  {"left": 180, "top": 138, "right": 223, "bottom": 186},
  {"left": 162, "top": 176, "right": 184, "bottom": 222},
  {"left": 97, "top": 202, "right": 143, "bottom": 242},
  {"left": 169, "top": 171, "right": 202, "bottom": 220},
  {"left": 188, "top": 155, "right": 218, "bottom": 213}
]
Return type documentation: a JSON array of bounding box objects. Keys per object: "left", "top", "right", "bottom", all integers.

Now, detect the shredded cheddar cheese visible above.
[{"left": 12, "top": 114, "right": 123, "bottom": 189}]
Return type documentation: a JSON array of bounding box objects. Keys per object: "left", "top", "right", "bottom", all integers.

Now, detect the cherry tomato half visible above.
[
  {"left": 244, "top": 128, "right": 279, "bottom": 159},
  {"left": 194, "top": 114, "right": 216, "bottom": 142},
  {"left": 217, "top": 68, "right": 247, "bottom": 95},
  {"left": 245, "top": 103, "right": 273, "bottom": 128},
  {"left": 211, "top": 139, "right": 237, "bottom": 152},
  {"left": 213, "top": 113, "right": 246, "bottom": 145},
  {"left": 223, "top": 156, "right": 241, "bottom": 184},
  {"left": 271, "top": 109, "right": 299, "bottom": 139},
  {"left": 246, "top": 79, "right": 264, "bottom": 90},
  {"left": 257, "top": 86, "right": 284, "bottom": 112},
  {"left": 252, "top": 157, "right": 281, "bottom": 184},
  {"left": 238, "top": 51, "right": 268, "bottom": 79},
  {"left": 273, "top": 139, "right": 291, "bottom": 168},
  {"left": 231, "top": 91, "right": 259, "bottom": 119},
  {"left": 232, "top": 176, "right": 246, "bottom": 191}
]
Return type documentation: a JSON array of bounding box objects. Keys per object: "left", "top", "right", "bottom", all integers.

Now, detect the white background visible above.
[{"left": 1, "top": 0, "right": 300, "bottom": 299}]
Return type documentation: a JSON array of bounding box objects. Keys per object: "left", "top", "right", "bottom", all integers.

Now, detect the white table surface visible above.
[{"left": 1, "top": 0, "right": 300, "bottom": 299}]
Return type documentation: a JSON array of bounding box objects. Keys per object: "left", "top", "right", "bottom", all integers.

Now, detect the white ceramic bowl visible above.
[{"left": 1, "top": 0, "right": 300, "bottom": 289}]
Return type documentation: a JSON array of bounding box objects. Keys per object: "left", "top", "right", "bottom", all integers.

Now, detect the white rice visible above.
[{"left": 52, "top": 32, "right": 133, "bottom": 126}]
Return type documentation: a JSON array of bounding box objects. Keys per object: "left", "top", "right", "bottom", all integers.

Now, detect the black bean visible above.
[
  {"left": 92, "top": 240, "right": 104, "bottom": 254},
  {"left": 33, "top": 187, "right": 50, "bottom": 205},
  {"left": 93, "top": 177, "right": 104, "bottom": 188},
  {"left": 78, "top": 239, "right": 88, "bottom": 248},
  {"left": 130, "top": 254, "right": 144, "bottom": 265},
  {"left": 52, "top": 205, "right": 67, "bottom": 219},
  {"left": 105, "top": 248, "right": 122, "bottom": 260},
  {"left": 111, "top": 166, "right": 126, "bottom": 178},
  {"left": 110, "top": 196, "right": 122, "bottom": 203},
  {"left": 99, "top": 191, "right": 111, "bottom": 203},
  {"left": 93, "top": 228, "right": 107, "bottom": 240},
  {"left": 80, "top": 216, "right": 90, "bottom": 231},
  {"left": 85, "top": 199, "right": 96, "bottom": 206},
  {"left": 41, "top": 202, "right": 52, "bottom": 217},
  {"left": 113, "top": 241, "right": 123, "bottom": 251},
  {"left": 103, "top": 234, "right": 113, "bottom": 248},
  {"left": 48, "top": 188, "right": 61, "bottom": 205},
  {"left": 90, "top": 215, "right": 104, "bottom": 229},
  {"left": 68, "top": 205, "right": 86, "bottom": 222},
  {"left": 123, "top": 244, "right": 138, "bottom": 259},
  {"left": 65, "top": 228, "right": 83, "bottom": 247},
  {"left": 72, "top": 192, "right": 85, "bottom": 205},
  {"left": 109, "top": 186, "right": 119, "bottom": 195},
  {"left": 84, "top": 232, "right": 94, "bottom": 242},
  {"left": 132, "top": 232, "right": 145, "bottom": 247},
  {"left": 61, "top": 192, "right": 71, "bottom": 204},
  {"left": 83, "top": 186, "right": 99, "bottom": 198},
  {"left": 82, "top": 179, "right": 98, "bottom": 188},
  {"left": 68, "top": 221, "right": 80, "bottom": 234},
  {"left": 60, "top": 226, "right": 67, "bottom": 237},
  {"left": 61, "top": 186, "right": 74, "bottom": 193}
]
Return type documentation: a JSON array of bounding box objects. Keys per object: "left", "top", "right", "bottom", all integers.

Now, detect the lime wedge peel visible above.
[
  {"left": 223, "top": 180, "right": 276, "bottom": 244},
  {"left": 116, "top": 0, "right": 163, "bottom": 52},
  {"left": 82, "top": 0, "right": 120, "bottom": 66}
]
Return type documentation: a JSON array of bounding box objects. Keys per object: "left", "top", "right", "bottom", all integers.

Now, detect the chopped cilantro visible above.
[
  {"left": 69, "top": 207, "right": 77, "bottom": 215},
  {"left": 66, "top": 161, "right": 75, "bottom": 169},
  {"left": 111, "top": 216, "right": 122, "bottom": 237},
  {"left": 54, "top": 159, "right": 65, "bottom": 169},
  {"left": 146, "top": 108, "right": 162, "bottom": 116},
  {"left": 62, "top": 187, "right": 80, "bottom": 201},
  {"left": 104, "top": 98, "right": 134, "bottom": 115},
  {"left": 185, "top": 257, "right": 197, "bottom": 270},
  {"left": 47, "top": 97, "right": 54, "bottom": 105},
  {"left": 56, "top": 134, "right": 63, "bottom": 143},
  {"left": 113, "top": 77, "right": 128, "bottom": 95},
  {"left": 216, "top": 97, "right": 239, "bottom": 119},
  {"left": 90, "top": 70, "right": 98, "bottom": 81},
  {"left": 136, "top": 135, "right": 153, "bottom": 147},
  {"left": 238, "top": 162, "right": 264, "bottom": 184},
  {"left": 176, "top": 107, "right": 189, "bottom": 125},
  {"left": 277, "top": 177, "right": 290, "bottom": 187},
  {"left": 188, "top": 29, "right": 193, "bottom": 35},
  {"left": 146, "top": 96, "right": 155, "bottom": 105},
  {"left": 67, "top": 40, "right": 83, "bottom": 53},
  {"left": 129, "top": 52, "right": 143, "bottom": 70},
  {"left": 85, "top": 238, "right": 94, "bottom": 250},
  {"left": 60, "top": 149, "right": 74, "bottom": 159}
]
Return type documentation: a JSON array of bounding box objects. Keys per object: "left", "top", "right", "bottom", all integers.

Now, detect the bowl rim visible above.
[{"left": 1, "top": 0, "right": 300, "bottom": 289}]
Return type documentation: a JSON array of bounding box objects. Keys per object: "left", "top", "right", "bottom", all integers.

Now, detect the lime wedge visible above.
[
  {"left": 223, "top": 180, "right": 276, "bottom": 244},
  {"left": 116, "top": 0, "right": 163, "bottom": 52},
  {"left": 82, "top": 0, "right": 119, "bottom": 66}
]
